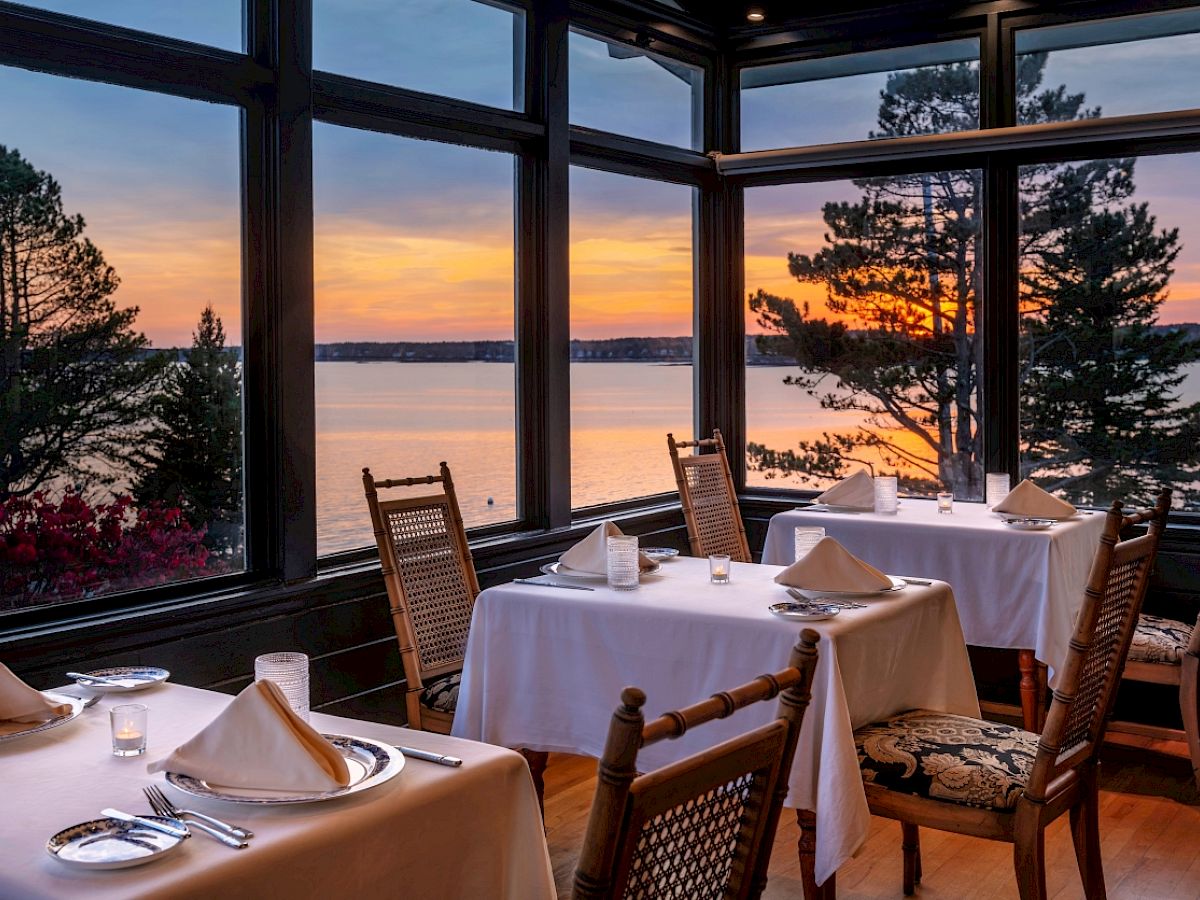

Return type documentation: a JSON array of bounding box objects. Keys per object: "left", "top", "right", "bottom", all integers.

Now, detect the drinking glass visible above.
[
  {"left": 709, "top": 554, "right": 731, "bottom": 584},
  {"left": 110, "top": 704, "right": 148, "bottom": 757},
  {"left": 937, "top": 492, "right": 954, "bottom": 514},
  {"left": 255, "top": 652, "right": 310, "bottom": 722},
  {"left": 986, "top": 472, "right": 1011, "bottom": 507},
  {"left": 606, "top": 535, "right": 640, "bottom": 591},
  {"left": 873, "top": 476, "right": 899, "bottom": 515},
  {"left": 793, "top": 526, "right": 825, "bottom": 561}
]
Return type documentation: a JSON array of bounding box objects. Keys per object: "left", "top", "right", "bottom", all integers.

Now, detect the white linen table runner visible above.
[
  {"left": 0, "top": 683, "right": 553, "bottom": 900},
  {"left": 762, "top": 498, "right": 1107, "bottom": 684},
  {"left": 453, "top": 556, "right": 978, "bottom": 885}
]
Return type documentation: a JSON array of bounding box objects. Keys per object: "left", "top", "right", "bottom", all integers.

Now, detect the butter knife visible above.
[
  {"left": 396, "top": 745, "right": 463, "bottom": 767},
  {"left": 101, "top": 809, "right": 189, "bottom": 840},
  {"left": 512, "top": 578, "right": 595, "bottom": 592}
]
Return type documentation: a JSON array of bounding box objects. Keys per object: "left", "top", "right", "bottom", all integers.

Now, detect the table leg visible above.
[
  {"left": 520, "top": 749, "right": 548, "bottom": 817},
  {"left": 1018, "top": 649, "right": 1040, "bottom": 733},
  {"left": 796, "top": 809, "right": 837, "bottom": 899}
]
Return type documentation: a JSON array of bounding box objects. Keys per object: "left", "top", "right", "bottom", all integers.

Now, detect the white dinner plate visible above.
[
  {"left": 73, "top": 666, "right": 170, "bottom": 694},
  {"left": 0, "top": 693, "right": 85, "bottom": 745},
  {"left": 164, "top": 734, "right": 404, "bottom": 805},
  {"left": 47, "top": 815, "right": 186, "bottom": 870},
  {"left": 991, "top": 510, "right": 1077, "bottom": 522},
  {"left": 768, "top": 602, "right": 841, "bottom": 622},
  {"left": 641, "top": 547, "right": 680, "bottom": 562},
  {"left": 1001, "top": 517, "right": 1057, "bottom": 531},
  {"left": 788, "top": 576, "right": 907, "bottom": 600},
  {"left": 539, "top": 560, "right": 661, "bottom": 581}
]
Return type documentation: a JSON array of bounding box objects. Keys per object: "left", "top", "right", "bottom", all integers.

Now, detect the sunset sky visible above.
[{"left": 1, "top": 1, "right": 1197, "bottom": 348}]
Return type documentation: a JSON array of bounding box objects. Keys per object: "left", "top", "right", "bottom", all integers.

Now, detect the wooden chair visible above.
[
  {"left": 667, "top": 429, "right": 751, "bottom": 563},
  {"left": 362, "top": 462, "right": 479, "bottom": 734},
  {"left": 573, "top": 629, "right": 820, "bottom": 900},
  {"left": 851, "top": 490, "right": 1170, "bottom": 900}
]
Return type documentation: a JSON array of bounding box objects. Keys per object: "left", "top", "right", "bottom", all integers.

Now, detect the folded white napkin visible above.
[
  {"left": 993, "top": 479, "right": 1077, "bottom": 519},
  {"left": 148, "top": 680, "right": 350, "bottom": 792},
  {"left": 816, "top": 470, "right": 875, "bottom": 509},
  {"left": 0, "top": 661, "right": 72, "bottom": 735},
  {"left": 559, "top": 521, "right": 654, "bottom": 574},
  {"left": 774, "top": 537, "right": 893, "bottom": 592}
]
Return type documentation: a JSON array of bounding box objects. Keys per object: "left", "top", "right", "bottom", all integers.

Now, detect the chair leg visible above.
[
  {"left": 901, "top": 822, "right": 921, "bottom": 895},
  {"left": 519, "top": 749, "right": 548, "bottom": 817},
  {"left": 1181, "top": 654, "right": 1200, "bottom": 791},
  {"left": 1013, "top": 816, "right": 1048, "bottom": 900},
  {"left": 1069, "top": 766, "right": 1107, "bottom": 899},
  {"left": 1018, "top": 650, "right": 1040, "bottom": 733}
]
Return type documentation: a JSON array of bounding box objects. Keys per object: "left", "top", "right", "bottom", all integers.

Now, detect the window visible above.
[
  {"left": 740, "top": 39, "right": 980, "bottom": 152},
  {"left": 313, "top": 124, "right": 517, "bottom": 555},
  {"left": 314, "top": 0, "right": 524, "bottom": 111},
  {"left": 569, "top": 30, "right": 703, "bottom": 148},
  {"left": 10, "top": 1, "right": 242, "bottom": 50},
  {"left": 1019, "top": 152, "right": 1200, "bottom": 510},
  {"left": 1016, "top": 9, "right": 1200, "bottom": 125},
  {"left": 569, "top": 167, "right": 694, "bottom": 509},
  {"left": 0, "top": 67, "right": 244, "bottom": 612},
  {"left": 745, "top": 169, "right": 982, "bottom": 499}
]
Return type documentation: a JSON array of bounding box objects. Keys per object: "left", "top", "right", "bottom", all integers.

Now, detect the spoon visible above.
[{"left": 66, "top": 671, "right": 129, "bottom": 687}]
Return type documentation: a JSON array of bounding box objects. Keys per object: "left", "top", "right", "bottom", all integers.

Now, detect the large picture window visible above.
[
  {"left": 8, "top": 1, "right": 242, "bottom": 50},
  {"left": 313, "top": 124, "right": 517, "bottom": 555},
  {"left": 0, "top": 67, "right": 244, "bottom": 612}
]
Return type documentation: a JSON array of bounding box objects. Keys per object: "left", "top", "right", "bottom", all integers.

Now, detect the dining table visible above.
[
  {"left": 0, "top": 681, "right": 555, "bottom": 900},
  {"left": 762, "top": 497, "right": 1107, "bottom": 729},
  {"left": 452, "top": 555, "right": 979, "bottom": 889}
]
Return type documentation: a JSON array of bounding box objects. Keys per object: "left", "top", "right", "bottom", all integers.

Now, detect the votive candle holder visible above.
[
  {"left": 937, "top": 492, "right": 954, "bottom": 514},
  {"left": 709, "top": 554, "right": 731, "bottom": 584},
  {"left": 110, "top": 703, "right": 148, "bottom": 757}
]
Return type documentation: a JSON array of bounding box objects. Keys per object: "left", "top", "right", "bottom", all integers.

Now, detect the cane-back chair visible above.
[
  {"left": 667, "top": 429, "right": 751, "bottom": 563},
  {"left": 362, "top": 462, "right": 479, "bottom": 734},
  {"left": 852, "top": 490, "right": 1170, "bottom": 899},
  {"left": 573, "top": 629, "right": 820, "bottom": 900}
]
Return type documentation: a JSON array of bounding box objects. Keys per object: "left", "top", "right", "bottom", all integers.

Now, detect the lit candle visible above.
[
  {"left": 937, "top": 491, "right": 954, "bottom": 514},
  {"left": 110, "top": 703, "right": 148, "bottom": 757},
  {"left": 709, "top": 554, "right": 731, "bottom": 584},
  {"left": 113, "top": 729, "right": 144, "bottom": 752}
]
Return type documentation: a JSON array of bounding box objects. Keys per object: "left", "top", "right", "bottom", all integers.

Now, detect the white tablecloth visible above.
[
  {"left": 763, "top": 499, "right": 1107, "bottom": 683},
  {"left": 453, "top": 557, "right": 978, "bottom": 885},
  {"left": 0, "top": 683, "right": 554, "bottom": 900}
]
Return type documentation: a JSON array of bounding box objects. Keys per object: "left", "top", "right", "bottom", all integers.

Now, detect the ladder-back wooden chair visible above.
[
  {"left": 667, "top": 429, "right": 751, "bottom": 563},
  {"left": 573, "top": 630, "right": 820, "bottom": 900},
  {"left": 362, "top": 462, "right": 479, "bottom": 734},
  {"left": 851, "top": 490, "right": 1170, "bottom": 900}
]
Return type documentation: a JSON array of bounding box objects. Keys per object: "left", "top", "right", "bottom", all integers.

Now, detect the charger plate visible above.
[
  {"left": 164, "top": 734, "right": 403, "bottom": 805},
  {"left": 788, "top": 576, "right": 906, "bottom": 600},
  {"left": 641, "top": 547, "right": 680, "bottom": 562},
  {"left": 0, "top": 693, "right": 84, "bottom": 745},
  {"left": 47, "top": 815, "right": 186, "bottom": 870},
  {"left": 768, "top": 602, "right": 841, "bottom": 622},
  {"left": 73, "top": 666, "right": 170, "bottom": 694},
  {"left": 539, "top": 560, "right": 661, "bottom": 581}
]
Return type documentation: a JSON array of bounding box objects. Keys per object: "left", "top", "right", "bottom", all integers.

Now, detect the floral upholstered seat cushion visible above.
[
  {"left": 855, "top": 710, "right": 1040, "bottom": 811},
  {"left": 419, "top": 672, "right": 461, "bottom": 714},
  {"left": 1129, "top": 614, "right": 1192, "bottom": 665}
]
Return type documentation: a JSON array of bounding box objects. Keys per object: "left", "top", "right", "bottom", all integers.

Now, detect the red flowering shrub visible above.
[{"left": 0, "top": 489, "right": 216, "bottom": 608}]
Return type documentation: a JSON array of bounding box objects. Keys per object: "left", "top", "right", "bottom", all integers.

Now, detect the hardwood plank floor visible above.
[{"left": 545, "top": 741, "right": 1200, "bottom": 898}]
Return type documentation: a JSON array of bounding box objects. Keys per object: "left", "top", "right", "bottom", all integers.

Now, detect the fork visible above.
[
  {"left": 785, "top": 588, "right": 867, "bottom": 609},
  {"left": 144, "top": 786, "right": 252, "bottom": 847}
]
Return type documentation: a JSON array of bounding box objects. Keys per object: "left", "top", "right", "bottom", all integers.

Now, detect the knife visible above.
[
  {"left": 512, "top": 578, "right": 595, "bottom": 592},
  {"left": 101, "top": 808, "right": 189, "bottom": 840},
  {"left": 396, "top": 745, "right": 464, "bottom": 767}
]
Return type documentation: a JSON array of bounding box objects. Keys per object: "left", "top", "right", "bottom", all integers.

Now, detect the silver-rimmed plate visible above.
[
  {"left": 768, "top": 602, "right": 841, "bottom": 622},
  {"left": 1001, "top": 517, "right": 1057, "bottom": 531},
  {"left": 642, "top": 547, "right": 680, "bottom": 562},
  {"left": 991, "top": 510, "right": 1077, "bottom": 522},
  {"left": 73, "top": 666, "right": 170, "bottom": 694},
  {"left": 47, "top": 815, "right": 187, "bottom": 870},
  {"left": 164, "top": 734, "right": 404, "bottom": 805},
  {"left": 0, "top": 693, "right": 84, "bottom": 745},
  {"left": 787, "top": 576, "right": 907, "bottom": 600},
  {"left": 539, "top": 560, "right": 661, "bottom": 581}
]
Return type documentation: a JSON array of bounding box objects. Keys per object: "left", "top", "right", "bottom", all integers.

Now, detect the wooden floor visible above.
[{"left": 545, "top": 738, "right": 1200, "bottom": 899}]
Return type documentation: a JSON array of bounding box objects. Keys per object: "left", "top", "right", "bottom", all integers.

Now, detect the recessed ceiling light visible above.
[{"left": 746, "top": 7, "right": 766, "bottom": 22}]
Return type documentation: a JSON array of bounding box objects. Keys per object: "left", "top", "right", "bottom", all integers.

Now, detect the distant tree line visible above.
[{"left": 316, "top": 336, "right": 694, "bottom": 362}]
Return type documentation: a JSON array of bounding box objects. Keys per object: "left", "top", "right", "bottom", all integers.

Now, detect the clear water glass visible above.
[
  {"left": 986, "top": 472, "right": 1011, "bottom": 507},
  {"left": 606, "top": 535, "right": 640, "bottom": 591},
  {"left": 255, "top": 652, "right": 310, "bottom": 722},
  {"left": 873, "top": 476, "right": 899, "bottom": 515},
  {"left": 793, "top": 526, "right": 825, "bottom": 561},
  {"left": 937, "top": 492, "right": 954, "bottom": 514},
  {"left": 709, "top": 554, "right": 731, "bottom": 584},
  {"left": 110, "top": 703, "right": 148, "bottom": 757}
]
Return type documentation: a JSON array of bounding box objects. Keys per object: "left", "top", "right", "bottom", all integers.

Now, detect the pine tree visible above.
[{"left": 133, "top": 305, "right": 242, "bottom": 552}]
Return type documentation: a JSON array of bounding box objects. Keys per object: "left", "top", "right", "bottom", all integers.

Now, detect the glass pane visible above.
[
  {"left": 314, "top": 0, "right": 523, "bottom": 111},
  {"left": 745, "top": 169, "right": 983, "bottom": 499},
  {"left": 569, "top": 30, "right": 702, "bottom": 149},
  {"left": 0, "top": 67, "right": 243, "bottom": 612},
  {"left": 1019, "top": 152, "right": 1200, "bottom": 510},
  {"left": 1016, "top": 9, "right": 1200, "bottom": 125},
  {"left": 11, "top": 1, "right": 242, "bottom": 51},
  {"left": 313, "top": 124, "right": 516, "bottom": 555},
  {"left": 740, "top": 39, "right": 979, "bottom": 151},
  {"left": 570, "top": 168, "right": 694, "bottom": 509}
]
